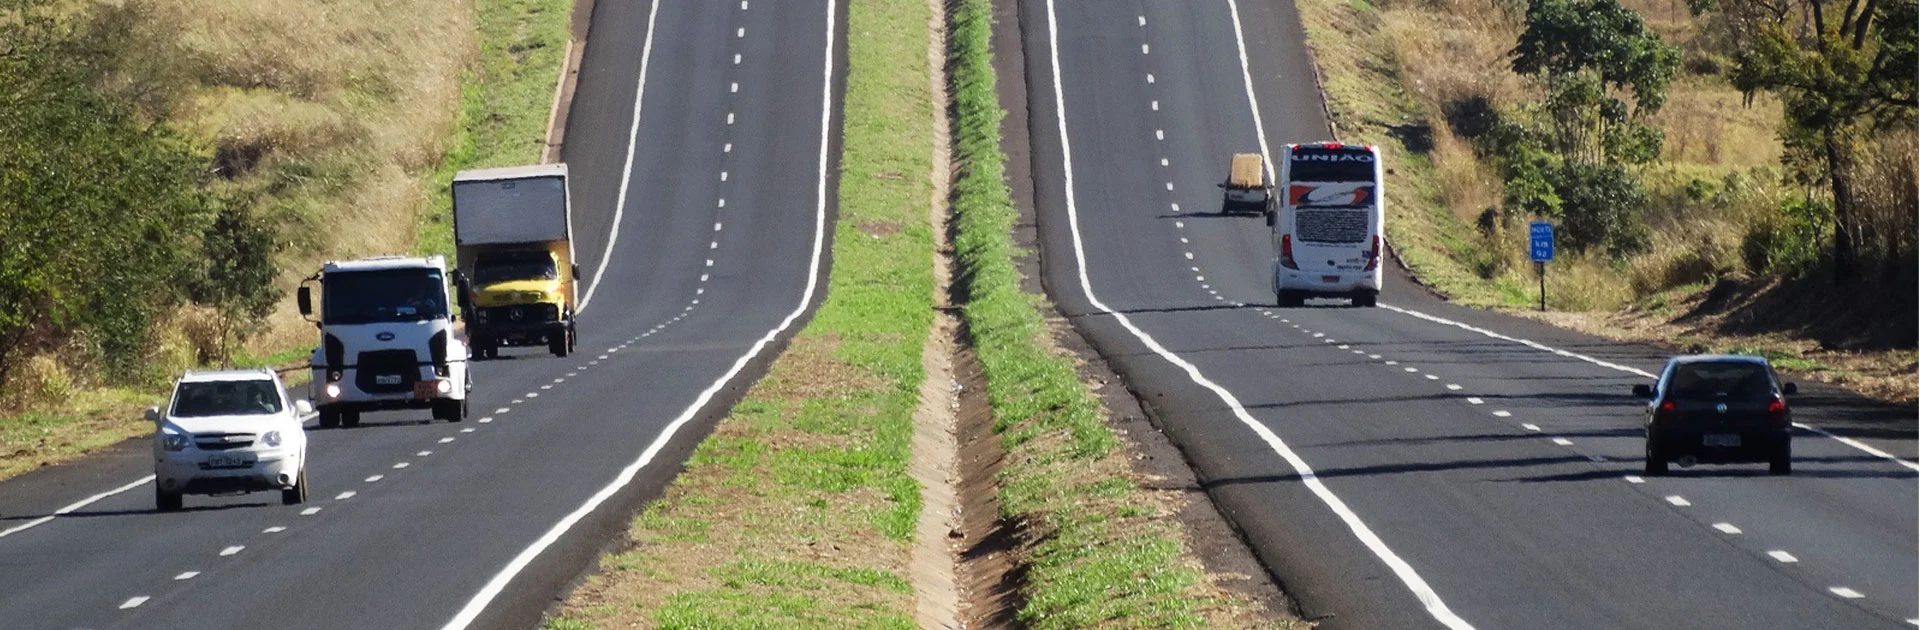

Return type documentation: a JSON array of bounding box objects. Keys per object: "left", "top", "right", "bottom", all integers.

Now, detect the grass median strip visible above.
[{"left": 544, "top": 0, "right": 935, "bottom": 626}]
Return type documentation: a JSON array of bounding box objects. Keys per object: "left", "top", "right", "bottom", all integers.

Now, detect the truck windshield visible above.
[
  {"left": 474, "top": 255, "right": 557, "bottom": 284},
  {"left": 323, "top": 269, "right": 449, "bottom": 324},
  {"left": 172, "top": 380, "right": 282, "bottom": 417}
]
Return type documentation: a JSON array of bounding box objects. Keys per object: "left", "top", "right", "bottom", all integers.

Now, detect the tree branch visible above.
[
  {"left": 1840, "top": 0, "right": 1863, "bottom": 34},
  {"left": 1849, "top": 0, "right": 1877, "bottom": 48}
]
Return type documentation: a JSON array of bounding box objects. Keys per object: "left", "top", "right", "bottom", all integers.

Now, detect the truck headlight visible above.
[
  {"left": 325, "top": 383, "right": 342, "bottom": 398},
  {"left": 161, "top": 431, "right": 191, "bottom": 452},
  {"left": 436, "top": 379, "right": 453, "bottom": 394},
  {"left": 261, "top": 431, "right": 282, "bottom": 448}
]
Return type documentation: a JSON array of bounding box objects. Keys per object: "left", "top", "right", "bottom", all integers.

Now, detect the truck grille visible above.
[
  {"left": 477, "top": 304, "right": 559, "bottom": 324},
  {"left": 356, "top": 349, "right": 421, "bottom": 394}
]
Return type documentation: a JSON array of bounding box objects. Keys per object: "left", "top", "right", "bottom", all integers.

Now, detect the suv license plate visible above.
[
  {"left": 375, "top": 374, "right": 402, "bottom": 385},
  {"left": 207, "top": 455, "right": 254, "bottom": 469},
  {"left": 1703, "top": 433, "right": 1741, "bottom": 447}
]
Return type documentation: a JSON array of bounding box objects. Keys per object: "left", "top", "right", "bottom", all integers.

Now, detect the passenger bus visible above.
[{"left": 1272, "top": 142, "right": 1385, "bottom": 307}]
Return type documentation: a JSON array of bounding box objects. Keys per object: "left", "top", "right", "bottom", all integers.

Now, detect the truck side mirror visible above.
[{"left": 297, "top": 286, "right": 313, "bottom": 316}]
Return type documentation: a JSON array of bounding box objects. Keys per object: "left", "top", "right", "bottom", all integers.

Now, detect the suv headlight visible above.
[
  {"left": 261, "top": 431, "right": 282, "bottom": 448},
  {"left": 161, "top": 431, "right": 192, "bottom": 452}
]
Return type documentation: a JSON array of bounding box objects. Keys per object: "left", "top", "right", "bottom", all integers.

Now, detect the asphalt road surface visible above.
[
  {"left": 0, "top": 0, "right": 843, "bottom": 628},
  {"left": 1005, "top": 0, "right": 1919, "bottom": 628}
]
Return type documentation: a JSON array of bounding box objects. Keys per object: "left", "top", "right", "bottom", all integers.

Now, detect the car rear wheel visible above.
[
  {"left": 1769, "top": 440, "right": 1792, "bottom": 476},
  {"left": 1644, "top": 438, "right": 1669, "bottom": 476},
  {"left": 155, "top": 486, "right": 184, "bottom": 512},
  {"left": 282, "top": 464, "right": 308, "bottom": 505}
]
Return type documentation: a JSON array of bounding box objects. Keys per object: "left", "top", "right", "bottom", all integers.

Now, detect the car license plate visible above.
[
  {"left": 1321, "top": 275, "right": 1340, "bottom": 283},
  {"left": 414, "top": 380, "right": 440, "bottom": 399},
  {"left": 376, "top": 374, "right": 402, "bottom": 385},
  {"left": 206, "top": 454, "right": 254, "bottom": 469},
  {"left": 1703, "top": 433, "right": 1741, "bottom": 447}
]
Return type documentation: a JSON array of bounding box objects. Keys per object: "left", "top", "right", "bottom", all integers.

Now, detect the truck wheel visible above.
[
  {"left": 318, "top": 410, "right": 341, "bottom": 429},
  {"left": 550, "top": 332, "right": 570, "bottom": 357},
  {"left": 341, "top": 411, "right": 361, "bottom": 428},
  {"left": 434, "top": 398, "right": 465, "bottom": 423},
  {"left": 282, "top": 464, "right": 308, "bottom": 505},
  {"left": 156, "top": 486, "right": 184, "bottom": 512}
]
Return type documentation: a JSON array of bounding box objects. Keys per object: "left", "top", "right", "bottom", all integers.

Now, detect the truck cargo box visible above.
[{"left": 453, "top": 163, "right": 571, "bottom": 246}]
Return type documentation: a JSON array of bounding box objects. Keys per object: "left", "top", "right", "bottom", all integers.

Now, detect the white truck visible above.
[
  {"left": 451, "top": 164, "right": 579, "bottom": 359},
  {"left": 298, "top": 256, "right": 471, "bottom": 428},
  {"left": 1272, "top": 142, "right": 1386, "bottom": 307}
]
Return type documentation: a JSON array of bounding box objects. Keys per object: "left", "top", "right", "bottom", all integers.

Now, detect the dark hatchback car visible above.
[{"left": 1635, "top": 355, "right": 1798, "bottom": 476}]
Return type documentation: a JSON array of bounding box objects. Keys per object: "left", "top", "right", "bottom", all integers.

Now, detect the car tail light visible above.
[
  {"left": 1280, "top": 234, "right": 1299, "bottom": 270},
  {"left": 1767, "top": 398, "right": 1788, "bottom": 425},
  {"left": 1363, "top": 235, "right": 1381, "bottom": 271},
  {"left": 1654, "top": 400, "right": 1677, "bottom": 422}
]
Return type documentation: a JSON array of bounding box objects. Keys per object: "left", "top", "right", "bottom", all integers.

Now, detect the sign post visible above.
[{"left": 1529, "top": 221, "right": 1555, "bottom": 311}]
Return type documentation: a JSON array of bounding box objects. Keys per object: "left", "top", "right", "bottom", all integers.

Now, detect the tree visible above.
[
  {"left": 1704, "top": 0, "right": 1918, "bottom": 281},
  {"left": 190, "top": 204, "right": 283, "bottom": 365}
]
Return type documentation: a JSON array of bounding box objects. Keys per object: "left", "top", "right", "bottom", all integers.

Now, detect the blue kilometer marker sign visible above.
[{"left": 1529, "top": 221, "right": 1555, "bottom": 262}]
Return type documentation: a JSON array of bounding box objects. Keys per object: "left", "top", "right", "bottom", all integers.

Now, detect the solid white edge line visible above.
[
  {"left": 1378, "top": 303, "right": 1920, "bottom": 472},
  {"left": 1224, "top": 0, "right": 1276, "bottom": 184},
  {"left": 438, "top": 1, "right": 836, "bottom": 627},
  {"left": 1046, "top": 2, "right": 1472, "bottom": 628},
  {"left": 576, "top": 0, "right": 665, "bottom": 313}
]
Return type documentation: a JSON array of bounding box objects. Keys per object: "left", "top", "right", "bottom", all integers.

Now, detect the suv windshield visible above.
[
  {"left": 1666, "top": 363, "right": 1775, "bottom": 400},
  {"left": 474, "top": 254, "right": 557, "bottom": 285},
  {"left": 323, "top": 269, "right": 448, "bottom": 324},
  {"left": 172, "top": 380, "right": 283, "bottom": 417}
]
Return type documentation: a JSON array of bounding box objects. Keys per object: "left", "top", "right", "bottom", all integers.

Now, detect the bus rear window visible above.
[{"left": 1288, "top": 148, "right": 1376, "bottom": 182}]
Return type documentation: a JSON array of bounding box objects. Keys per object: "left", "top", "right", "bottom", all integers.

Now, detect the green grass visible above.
[
  {"left": 417, "top": 0, "right": 575, "bottom": 258},
  {"left": 544, "top": 0, "right": 934, "bottom": 625},
  {"left": 947, "top": 0, "right": 1235, "bottom": 625}
]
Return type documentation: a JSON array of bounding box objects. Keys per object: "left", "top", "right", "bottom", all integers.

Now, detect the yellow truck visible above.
[{"left": 451, "top": 164, "right": 578, "bottom": 359}]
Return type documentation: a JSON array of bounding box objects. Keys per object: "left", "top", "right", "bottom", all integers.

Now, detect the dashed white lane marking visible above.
[
  {"left": 1712, "top": 523, "right": 1742, "bottom": 534},
  {"left": 736, "top": 27, "right": 745, "bottom": 37},
  {"left": 1379, "top": 303, "right": 1920, "bottom": 472},
  {"left": 541, "top": 385, "right": 553, "bottom": 390},
  {"left": 1665, "top": 496, "right": 1690, "bottom": 507},
  {"left": 1768, "top": 550, "right": 1799, "bottom": 563},
  {"left": 1384, "top": 360, "right": 1398, "bottom": 365},
  {"left": 1403, "top": 367, "right": 1418, "bottom": 373},
  {"left": 1353, "top": 349, "right": 1364, "bottom": 354},
  {"left": 1521, "top": 423, "right": 1540, "bottom": 431},
  {"left": 1338, "top": 344, "right": 1350, "bottom": 349},
  {"left": 174, "top": 571, "right": 199, "bottom": 580},
  {"left": 741, "top": 0, "right": 747, "bottom": 8},
  {"left": 393, "top": 462, "right": 410, "bottom": 469},
  {"left": 494, "top": 407, "right": 510, "bottom": 414},
  {"left": 461, "top": 428, "right": 475, "bottom": 434},
  {"left": 478, "top": 417, "right": 493, "bottom": 424},
  {"left": 717, "top": 199, "right": 727, "bottom": 209},
  {"left": 733, "top": 53, "right": 742, "bottom": 64},
  {"left": 1552, "top": 438, "right": 1573, "bottom": 446},
  {"left": 1446, "top": 384, "right": 1462, "bottom": 390},
  {"left": 365, "top": 475, "right": 384, "bottom": 483},
  {"left": 1179, "top": 237, "right": 1188, "bottom": 243},
  {"left": 1046, "top": 2, "right": 1469, "bottom": 626},
  {"left": 1493, "top": 410, "right": 1512, "bottom": 417},
  {"left": 1146, "top": 73, "right": 1155, "bottom": 83},
  {"left": 1184, "top": 252, "right": 1194, "bottom": 259},
  {"left": 263, "top": 526, "right": 286, "bottom": 534},
  {"left": 219, "top": 546, "right": 244, "bottom": 557},
  {"left": 1155, "top": 129, "right": 1164, "bottom": 140},
  {"left": 1829, "top": 587, "right": 1864, "bottom": 599},
  {"left": 730, "top": 82, "right": 739, "bottom": 93},
  {"left": 1467, "top": 397, "right": 1484, "bottom": 405},
  {"left": 1141, "top": 43, "right": 1149, "bottom": 54},
  {"left": 439, "top": 437, "right": 456, "bottom": 444},
  {"left": 120, "top": 596, "right": 150, "bottom": 609},
  {"left": 1164, "top": 182, "right": 1173, "bottom": 191},
  {"left": 1174, "top": 220, "right": 1184, "bottom": 228},
  {"left": 1170, "top": 203, "right": 1181, "bottom": 212},
  {"left": 1138, "top": 15, "right": 1145, "bottom": 25},
  {"left": 1195, "top": 275, "right": 1205, "bottom": 281},
  {"left": 418, "top": 450, "right": 433, "bottom": 456},
  {"left": 512, "top": 399, "right": 525, "bottom": 404},
  {"left": 1624, "top": 475, "right": 1645, "bottom": 484},
  {"left": 301, "top": 507, "right": 322, "bottom": 516},
  {"left": 335, "top": 491, "right": 357, "bottom": 500},
  {"left": 527, "top": 392, "right": 540, "bottom": 398},
  {"left": 1152, "top": 101, "right": 1160, "bottom": 111},
  {"left": 1425, "top": 375, "right": 1440, "bottom": 380},
  {"left": 724, "top": 142, "right": 732, "bottom": 153},
  {"left": 441, "top": 1, "right": 838, "bottom": 623},
  {"left": 720, "top": 171, "right": 730, "bottom": 181}
]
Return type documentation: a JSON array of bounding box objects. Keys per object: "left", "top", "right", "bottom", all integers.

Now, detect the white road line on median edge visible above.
[
  {"left": 1768, "top": 550, "right": 1798, "bottom": 563},
  {"left": 1046, "top": 2, "right": 1471, "bottom": 627},
  {"left": 438, "top": 2, "right": 837, "bottom": 626},
  {"left": 1378, "top": 303, "right": 1920, "bottom": 472},
  {"left": 1712, "top": 522, "right": 1741, "bottom": 534}
]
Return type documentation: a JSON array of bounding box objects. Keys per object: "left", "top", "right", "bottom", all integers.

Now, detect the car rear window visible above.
[
  {"left": 172, "top": 381, "right": 283, "bottom": 417},
  {"left": 1666, "top": 363, "right": 1774, "bottom": 400}
]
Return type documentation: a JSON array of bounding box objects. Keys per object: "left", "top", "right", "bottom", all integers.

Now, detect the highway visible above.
[
  {"left": 1006, "top": 0, "right": 1919, "bottom": 628},
  {"left": 0, "top": 0, "right": 841, "bottom": 628}
]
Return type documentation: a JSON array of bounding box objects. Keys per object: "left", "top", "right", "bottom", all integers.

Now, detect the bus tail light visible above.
[
  {"left": 1280, "top": 235, "right": 1299, "bottom": 270},
  {"left": 1364, "top": 235, "right": 1381, "bottom": 271}
]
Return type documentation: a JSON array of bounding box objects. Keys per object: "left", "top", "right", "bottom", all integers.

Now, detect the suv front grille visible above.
[{"left": 194, "top": 433, "right": 257, "bottom": 451}]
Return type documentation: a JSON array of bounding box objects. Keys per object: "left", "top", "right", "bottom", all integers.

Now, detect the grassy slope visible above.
[
  {"left": 546, "top": 0, "right": 934, "bottom": 625},
  {"left": 0, "top": 0, "right": 570, "bottom": 480}
]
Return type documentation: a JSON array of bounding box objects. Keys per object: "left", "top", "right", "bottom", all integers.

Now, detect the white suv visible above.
[{"left": 148, "top": 369, "right": 312, "bottom": 511}]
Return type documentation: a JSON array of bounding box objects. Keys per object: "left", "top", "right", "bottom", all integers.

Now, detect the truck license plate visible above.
[
  {"left": 376, "top": 374, "right": 402, "bottom": 385},
  {"left": 1703, "top": 433, "right": 1741, "bottom": 447},
  {"left": 414, "top": 380, "right": 440, "bottom": 399}
]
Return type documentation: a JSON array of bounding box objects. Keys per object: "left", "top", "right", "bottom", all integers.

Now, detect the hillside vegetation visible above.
[{"left": 1295, "top": 0, "right": 1915, "bottom": 395}]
